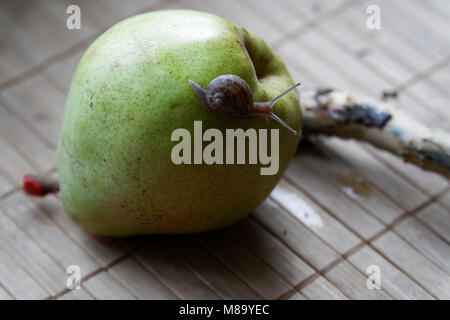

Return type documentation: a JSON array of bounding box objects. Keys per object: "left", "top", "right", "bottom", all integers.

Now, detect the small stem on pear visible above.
[{"left": 23, "top": 174, "right": 60, "bottom": 197}]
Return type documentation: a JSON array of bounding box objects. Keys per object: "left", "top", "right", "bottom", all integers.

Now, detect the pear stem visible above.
[{"left": 23, "top": 174, "right": 60, "bottom": 197}]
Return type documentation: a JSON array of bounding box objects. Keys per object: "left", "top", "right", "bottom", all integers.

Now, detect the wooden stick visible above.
[{"left": 300, "top": 88, "right": 450, "bottom": 180}]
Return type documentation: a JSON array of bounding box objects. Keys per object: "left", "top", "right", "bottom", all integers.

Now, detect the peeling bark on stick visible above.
[{"left": 300, "top": 88, "right": 450, "bottom": 180}]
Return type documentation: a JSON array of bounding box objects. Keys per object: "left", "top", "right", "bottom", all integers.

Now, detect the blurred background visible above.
[{"left": 0, "top": 0, "right": 448, "bottom": 300}]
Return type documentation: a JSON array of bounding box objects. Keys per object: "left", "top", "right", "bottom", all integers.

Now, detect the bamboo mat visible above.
[{"left": 0, "top": 0, "right": 449, "bottom": 300}]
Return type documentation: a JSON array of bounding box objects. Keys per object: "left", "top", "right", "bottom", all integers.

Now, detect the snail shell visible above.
[{"left": 205, "top": 74, "right": 253, "bottom": 118}]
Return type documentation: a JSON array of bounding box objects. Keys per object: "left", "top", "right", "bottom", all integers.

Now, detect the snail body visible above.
[{"left": 189, "top": 74, "right": 300, "bottom": 135}]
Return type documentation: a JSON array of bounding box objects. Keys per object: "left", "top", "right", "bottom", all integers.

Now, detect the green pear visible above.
[{"left": 57, "top": 10, "right": 302, "bottom": 236}]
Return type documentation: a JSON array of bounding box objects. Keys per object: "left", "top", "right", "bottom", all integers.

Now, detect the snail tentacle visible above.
[
  {"left": 267, "top": 82, "right": 301, "bottom": 107},
  {"left": 268, "top": 112, "right": 297, "bottom": 135},
  {"left": 252, "top": 82, "right": 301, "bottom": 114}
]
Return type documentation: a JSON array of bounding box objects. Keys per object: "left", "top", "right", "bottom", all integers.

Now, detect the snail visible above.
[{"left": 189, "top": 74, "right": 300, "bottom": 135}]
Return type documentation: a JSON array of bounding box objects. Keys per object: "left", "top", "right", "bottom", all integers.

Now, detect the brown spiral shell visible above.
[{"left": 206, "top": 74, "right": 253, "bottom": 119}]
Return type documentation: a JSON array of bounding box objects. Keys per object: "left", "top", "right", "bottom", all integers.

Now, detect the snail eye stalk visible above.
[{"left": 268, "top": 112, "right": 297, "bottom": 135}]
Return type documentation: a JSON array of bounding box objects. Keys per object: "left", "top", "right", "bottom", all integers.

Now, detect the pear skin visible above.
[{"left": 57, "top": 10, "right": 302, "bottom": 236}]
